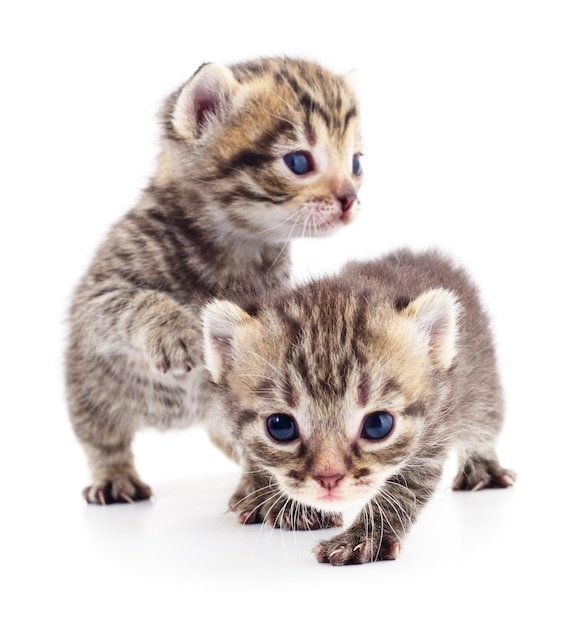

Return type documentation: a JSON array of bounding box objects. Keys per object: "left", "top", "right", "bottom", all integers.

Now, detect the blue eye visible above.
[
  {"left": 266, "top": 414, "right": 299, "bottom": 442},
  {"left": 352, "top": 154, "right": 362, "bottom": 176},
  {"left": 283, "top": 151, "right": 313, "bottom": 175},
  {"left": 361, "top": 411, "right": 394, "bottom": 440}
]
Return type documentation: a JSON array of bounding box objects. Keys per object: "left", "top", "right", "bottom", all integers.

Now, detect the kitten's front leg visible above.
[
  {"left": 314, "top": 465, "right": 443, "bottom": 565},
  {"left": 228, "top": 467, "right": 342, "bottom": 530},
  {"left": 81, "top": 288, "right": 201, "bottom": 375},
  {"left": 70, "top": 289, "right": 201, "bottom": 504}
]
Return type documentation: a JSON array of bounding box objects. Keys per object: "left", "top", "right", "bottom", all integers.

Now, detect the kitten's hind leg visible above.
[
  {"left": 228, "top": 468, "right": 342, "bottom": 530},
  {"left": 452, "top": 446, "right": 516, "bottom": 492}
]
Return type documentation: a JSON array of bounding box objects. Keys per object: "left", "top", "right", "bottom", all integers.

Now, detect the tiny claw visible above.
[
  {"left": 156, "top": 358, "right": 170, "bottom": 374},
  {"left": 238, "top": 511, "right": 255, "bottom": 525},
  {"left": 471, "top": 479, "right": 488, "bottom": 492},
  {"left": 352, "top": 542, "right": 366, "bottom": 553},
  {"left": 97, "top": 490, "right": 107, "bottom": 506},
  {"left": 328, "top": 547, "right": 345, "bottom": 558},
  {"left": 500, "top": 471, "right": 517, "bottom": 487},
  {"left": 387, "top": 542, "right": 400, "bottom": 560},
  {"left": 120, "top": 492, "right": 134, "bottom": 504}
]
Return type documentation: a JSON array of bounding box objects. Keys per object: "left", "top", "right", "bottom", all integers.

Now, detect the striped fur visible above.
[
  {"left": 203, "top": 249, "right": 515, "bottom": 565},
  {"left": 66, "top": 57, "right": 362, "bottom": 504}
]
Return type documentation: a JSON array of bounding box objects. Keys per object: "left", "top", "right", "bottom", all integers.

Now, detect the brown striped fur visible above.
[
  {"left": 66, "top": 57, "right": 362, "bottom": 504},
  {"left": 202, "top": 249, "right": 515, "bottom": 564}
]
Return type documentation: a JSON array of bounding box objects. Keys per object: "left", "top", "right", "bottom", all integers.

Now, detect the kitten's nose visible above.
[
  {"left": 314, "top": 472, "right": 345, "bottom": 490},
  {"left": 337, "top": 193, "right": 356, "bottom": 213}
]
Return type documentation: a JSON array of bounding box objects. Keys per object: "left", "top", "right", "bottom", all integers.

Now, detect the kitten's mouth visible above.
[
  {"left": 311, "top": 209, "right": 354, "bottom": 234},
  {"left": 319, "top": 491, "right": 344, "bottom": 503},
  {"left": 300, "top": 199, "right": 358, "bottom": 237},
  {"left": 314, "top": 219, "right": 341, "bottom": 234}
]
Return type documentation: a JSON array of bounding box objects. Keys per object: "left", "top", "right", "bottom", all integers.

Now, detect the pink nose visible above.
[
  {"left": 314, "top": 473, "right": 345, "bottom": 490},
  {"left": 338, "top": 193, "right": 356, "bottom": 213}
]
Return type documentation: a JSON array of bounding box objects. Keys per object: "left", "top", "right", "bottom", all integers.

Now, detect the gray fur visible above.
[
  {"left": 66, "top": 57, "right": 362, "bottom": 504},
  {"left": 202, "top": 249, "right": 515, "bottom": 564}
]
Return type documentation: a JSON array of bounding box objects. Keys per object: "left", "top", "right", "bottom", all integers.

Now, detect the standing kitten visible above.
[
  {"left": 67, "top": 57, "right": 363, "bottom": 504},
  {"left": 202, "top": 249, "right": 516, "bottom": 565}
]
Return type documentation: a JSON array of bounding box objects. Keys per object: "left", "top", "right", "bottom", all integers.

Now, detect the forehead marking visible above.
[{"left": 304, "top": 124, "right": 317, "bottom": 145}]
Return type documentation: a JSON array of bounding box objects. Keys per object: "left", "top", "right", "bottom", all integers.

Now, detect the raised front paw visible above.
[
  {"left": 314, "top": 526, "right": 400, "bottom": 566},
  {"left": 83, "top": 473, "right": 152, "bottom": 505},
  {"left": 142, "top": 312, "right": 199, "bottom": 375},
  {"left": 452, "top": 457, "right": 517, "bottom": 492}
]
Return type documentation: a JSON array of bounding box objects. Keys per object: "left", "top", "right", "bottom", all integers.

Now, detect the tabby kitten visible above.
[
  {"left": 202, "top": 249, "right": 516, "bottom": 565},
  {"left": 66, "top": 57, "right": 363, "bottom": 504}
]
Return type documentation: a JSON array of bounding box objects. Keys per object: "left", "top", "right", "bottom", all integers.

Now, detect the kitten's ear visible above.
[
  {"left": 202, "top": 299, "right": 252, "bottom": 383},
  {"left": 172, "top": 63, "right": 239, "bottom": 139},
  {"left": 403, "top": 289, "right": 460, "bottom": 370}
]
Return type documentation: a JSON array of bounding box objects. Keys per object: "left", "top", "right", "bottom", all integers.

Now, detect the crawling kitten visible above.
[
  {"left": 66, "top": 57, "right": 363, "bottom": 504},
  {"left": 202, "top": 249, "right": 516, "bottom": 565}
]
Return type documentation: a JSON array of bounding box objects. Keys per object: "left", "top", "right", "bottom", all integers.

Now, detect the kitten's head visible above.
[
  {"left": 159, "top": 57, "right": 363, "bottom": 241},
  {"left": 202, "top": 281, "right": 459, "bottom": 513}
]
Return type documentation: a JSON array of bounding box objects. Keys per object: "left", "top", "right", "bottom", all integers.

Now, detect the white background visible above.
[{"left": 1, "top": 1, "right": 583, "bottom": 624}]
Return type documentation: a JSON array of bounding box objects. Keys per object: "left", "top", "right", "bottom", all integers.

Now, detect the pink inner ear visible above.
[
  {"left": 195, "top": 95, "right": 217, "bottom": 129},
  {"left": 192, "top": 75, "right": 226, "bottom": 132},
  {"left": 210, "top": 331, "right": 233, "bottom": 363},
  {"left": 427, "top": 315, "right": 450, "bottom": 352}
]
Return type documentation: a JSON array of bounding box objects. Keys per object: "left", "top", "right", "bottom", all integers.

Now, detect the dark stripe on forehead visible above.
[
  {"left": 291, "top": 351, "right": 318, "bottom": 398},
  {"left": 280, "top": 311, "right": 320, "bottom": 398},
  {"left": 358, "top": 375, "right": 370, "bottom": 407},
  {"left": 253, "top": 378, "right": 276, "bottom": 396},
  {"left": 221, "top": 118, "right": 296, "bottom": 176},
  {"left": 275, "top": 69, "right": 301, "bottom": 94},
  {"left": 299, "top": 92, "right": 335, "bottom": 133},
  {"left": 343, "top": 106, "right": 358, "bottom": 134},
  {"left": 382, "top": 377, "right": 401, "bottom": 396},
  {"left": 284, "top": 382, "right": 298, "bottom": 408},
  {"left": 350, "top": 297, "right": 369, "bottom": 365}
]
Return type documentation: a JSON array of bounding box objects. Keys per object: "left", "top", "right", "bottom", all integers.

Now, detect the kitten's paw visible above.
[
  {"left": 266, "top": 503, "right": 342, "bottom": 531},
  {"left": 228, "top": 477, "right": 341, "bottom": 530},
  {"left": 227, "top": 473, "right": 272, "bottom": 520},
  {"left": 452, "top": 458, "right": 517, "bottom": 492},
  {"left": 143, "top": 315, "right": 199, "bottom": 375},
  {"left": 314, "top": 528, "right": 400, "bottom": 565},
  {"left": 83, "top": 475, "right": 153, "bottom": 505},
  {"left": 232, "top": 496, "right": 342, "bottom": 531}
]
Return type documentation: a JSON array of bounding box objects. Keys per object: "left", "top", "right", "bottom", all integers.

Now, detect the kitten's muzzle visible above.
[
  {"left": 338, "top": 193, "right": 356, "bottom": 213},
  {"left": 313, "top": 472, "right": 346, "bottom": 490}
]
